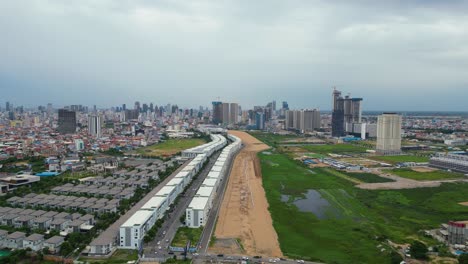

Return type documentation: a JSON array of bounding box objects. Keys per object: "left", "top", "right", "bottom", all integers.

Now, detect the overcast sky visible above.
[{"left": 1, "top": 0, "right": 467, "bottom": 111}]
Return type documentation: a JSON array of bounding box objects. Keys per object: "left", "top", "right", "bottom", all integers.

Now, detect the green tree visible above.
[
  {"left": 60, "top": 241, "right": 74, "bottom": 256},
  {"left": 459, "top": 254, "right": 468, "bottom": 264},
  {"left": 410, "top": 240, "right": 428, "bottom": 260},
  {"left": 390, "top": 251, "right": 403, "bottom": 264}
]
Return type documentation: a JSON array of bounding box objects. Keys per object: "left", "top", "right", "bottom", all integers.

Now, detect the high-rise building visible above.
[
  {"left": 285, "top": 110, "right": 294, "bottom": 129},
  {"left": 5, "top": 102, "right": 11, "bottom": 112},
  {"left": 282, "top": 101, "right": 289, "bottom": 110},
  {"left": 376, "top": 113, "right": 402, "bottom": 155},
  {"left": 212, "top": 101, "right": 223, "bottom": 124},
  {"left": 134, "top": 101, "right": 141, "bottom": 112},
  {"left": 124, "top": 109, "right": 139, "bottom": 121},
  {"left": 47, "top": 103, "right": 53, "bottom": 115},
  {"left": 332, "top": 89, "right": 345, "bottom": 137},
  {"left": 88, "top": 114, "right": 103, "bottom": 138},
  {"left": 285, "top": 109, "right": 320, "bottom": 132},
  {"left": 229, "top": 103, "right": 239, "bottom": 125},
  {"left": 122, "top": 104, "right": 126, "bottom": 111},
  {"left": 255, "top": 112, "right": 265, "bottom": 130},
  {"left": 332, "top": 88, "right": 362, "bottom": 137},
  {"left": 58, "top": 109, "right": 77, "bottom": 134},
  {"left": 222, "top": 103, "right": 230, "bottom": 124}
]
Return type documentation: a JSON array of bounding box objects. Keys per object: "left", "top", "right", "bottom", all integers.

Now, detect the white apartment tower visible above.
[
  {"left": 88, "top": 114, "right": 103, "bottom": 138},
  {"left": 376, "top": 113, "right": 402, "bottom": 155}
]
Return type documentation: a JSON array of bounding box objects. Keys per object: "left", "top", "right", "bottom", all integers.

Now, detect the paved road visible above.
[
  {"left": 198, "top": 147, "right": 241, "bottom": 253},
  {"left": 191, "top": 254, "right": 323, "bottom": 264},
  {"left": 88, "top": 159, "right": 191, "bottom": 250},
  {"left": 143, "top": 151, "right": 221, "bottom": 258}
]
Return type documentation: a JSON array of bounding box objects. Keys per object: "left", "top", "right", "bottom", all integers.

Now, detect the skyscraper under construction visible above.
[{"left": 331, "top": 88, "right": 362, "bottom": 137}]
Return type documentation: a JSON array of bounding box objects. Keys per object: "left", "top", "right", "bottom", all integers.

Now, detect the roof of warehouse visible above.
[
  {"left": 121, "top": 210, "right": 153, "bottom": 227},
  {"left": 188, "top": 197, "right": 209, "bottom": 210},
  {"left": 155, "top": 185, "right": 176, "bottom": 196},
  {"left": 211, "top": 165, "right": 223, "bottom": 172},
  {"left": 141, "top": 196, "right": 167, "bottom": 210},
  {"left": 207, "top": 171, "right": 221, "bottom": 178},
  {"left": 202, "top": 178, "right": 217, "bottom": 186},
  {"left": 196, "top": 186, "right": 214, "bottom": 197},
  {"left": 167, "top": 177, "right": 184, "bottom": 185},
  {"left": 175, "top": 171, "right": 190, "bottom": 177}
]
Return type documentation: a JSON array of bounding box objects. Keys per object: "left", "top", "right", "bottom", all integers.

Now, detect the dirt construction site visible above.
[{"left": 211, "top": 131, "right": 283, "bottom": 257}]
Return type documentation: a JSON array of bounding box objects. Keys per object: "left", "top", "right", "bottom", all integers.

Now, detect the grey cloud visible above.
[{"left": 0, "top": 0, "right": 467, "bottom": 110}]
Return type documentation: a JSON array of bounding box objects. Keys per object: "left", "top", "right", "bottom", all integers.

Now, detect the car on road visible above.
[
  {"left": 242, "top": 256, "right": 249, "bottom": 260},
  {"left": 157, "top": 241, "right": 161, "bottom": 245},
  {"left": 163, "top": 231, "right": 166, "bottom": 235},
  {"left": 217, "top": 254, "right": 224, "bottom": 257},
  {"left": 253, "top": 256, "right": 262, "bottom": 259},
  {"left": 193, "top": 253, "right": 199, "bottom": 256},
  {"left": 296, "top": 260, "right": 305, "bottom": 263},
  {"left": 165, "top": 239, "right": 169, "bottom": 242},
  {"left": 158, "top": 246, "right": 162, "bottom": 250},
  {"left": 168, "top": 252, "right": 174, "bottom": 255}
]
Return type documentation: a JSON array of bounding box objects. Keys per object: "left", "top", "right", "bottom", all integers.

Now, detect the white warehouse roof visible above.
[
  {"left": 207, "top": 171, "right": 221, "bottom": 179},
  {"left": 167, "top": 177, "right": 184, "bottom": 186},
  {"left": 202, "top": 178, "right": 217, "bottom": 187},
  {"left": 156, "top": 185, "right": 176, "bottom": 196},
  {"left": 188, "top": 197, "right": 209, "bottom": 210},
  {"left": 121, "top": 210, "right": 153, "bottom": 227},
  {"left": 196, "top": 186, "right": 214, "bottom": 197},
  {"left": 141, "top": 196, "right": 167, "bottom": 210}
]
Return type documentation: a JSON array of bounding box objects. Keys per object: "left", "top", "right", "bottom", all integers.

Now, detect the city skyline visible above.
[{"left": 1, "top": 1, "right": 468, "bottom": 111}]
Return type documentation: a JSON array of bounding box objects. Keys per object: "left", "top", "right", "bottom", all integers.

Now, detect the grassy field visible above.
[
  {"left": 258, "top": 151, "right": 468, "bottom": 264},
  {"left": 301, "top": 144, "right": 368, "bottom": 154},
  {"left": 248, "top": 131, "right": 299, "bottom": 146},
  {"left": 386, "top": 168, "right": 465, "bottom": 181},
  {"left": 370, "top": 155, "right": 430, "bottom": 164},
  {"left": 136, "top": 138, "right": 206, "bottom": 157},
  {"left": 171, "top": 226, "right": 203, "bottom": 247},
  {"left": 342, "top": 171, "right": 396, "bottom": 183},
  {"left": 80, "top": 249, "right": 138, "bottom": 264}
]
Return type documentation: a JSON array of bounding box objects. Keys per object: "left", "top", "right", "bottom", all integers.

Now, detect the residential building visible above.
[{"left": 376, "top": 113, "right": 402, "bottom": 155}]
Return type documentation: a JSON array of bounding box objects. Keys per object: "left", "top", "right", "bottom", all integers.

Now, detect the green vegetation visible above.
[
  {"left": 341, "top": 171, "right": 395, "bottom": 183},
  {"left": 0, "top": 157, "right": 45, "bottom": 174},
  {"left": 258, "top": 151, "right": 468, "bottom": 264},
  {"left": 371, "top": 155, "right": 430, "bottom": 164},
  {"left": 410, "top": 240, "right": 428, "bottom": 260},
  {"left": 171, "top": 226, "right": 203, "bottom": 247},
  {"left": 162, "top": 259, "right": 192, "bottom": 264},
  {"left": 301, "top": 144, "right": 368, "bottom": 155},
  {"left": 136, "top": 138, "right": 206, "bottom": 157},
  {"left": 80, "top": 249, "right": 138, "bottom": 264},
  {"left": 101, "top": 148, "right": 124, "bottom": 156},
  {"left": 459, "top": 254, "right": 468, "bottom": 264},
  {"left": 248, "top": 131, "right": 299, "bottom": 146},
  {"left": 304, "top": 153, "right": 326, "bottom": 159},
  {"left": 386, "top": 168, "right": 465, "bottom": 181},
  {"left": 144, "top": 219, "right": 163, "bottom": 243}
]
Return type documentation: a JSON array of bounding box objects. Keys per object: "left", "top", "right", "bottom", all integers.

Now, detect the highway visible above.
[{"left": 142, "top": 151, "right": 221, "bottom": 259}]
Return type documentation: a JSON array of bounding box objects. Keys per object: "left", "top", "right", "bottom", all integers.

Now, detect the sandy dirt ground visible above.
[
  {"left": 458, "top": 202, "right": 468, "bottom": 206},
  {"left": 213, "top": 131, "right": 283, "bottom": 257},
  {"left": 411, "top": 167, "right": 438, "bottom": 173},
  {"left": 357, "top": 168, "right": 468, "bottom": 190}
]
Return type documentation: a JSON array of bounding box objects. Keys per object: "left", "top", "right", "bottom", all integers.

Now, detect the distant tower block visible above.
[{"left": 376, "top": 113, "right": 402, "bottom": 155}]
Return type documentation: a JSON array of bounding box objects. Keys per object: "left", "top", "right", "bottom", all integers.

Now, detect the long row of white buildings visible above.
[
  {"left": 186, "top": 134, "right": 242, "bottom": 228},
  {"left": 118, "top": 134, "right": 227, "bottom": 250}
]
